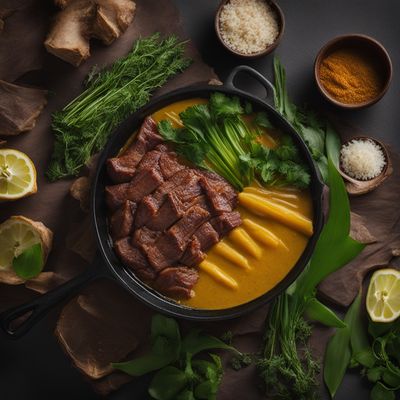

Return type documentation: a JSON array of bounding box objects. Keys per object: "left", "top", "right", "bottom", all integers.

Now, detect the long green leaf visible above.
[
  {"left": 324, "top": 291, "right": 364, "bottom": 398},
  {"left": 181, "top": 330, "right": 239, "bottom": 359},
  {"left": 349, "top": 291, "right": 370, "bottom": 355},
  {"left": 296, "top": 158, "right": 365, "bottom": 298},
  {"left": 325, "top": 122, "right": 341, "bottom": 168},
  {"left": 304, "top": 298, "right": 346, "bottom": 328}
]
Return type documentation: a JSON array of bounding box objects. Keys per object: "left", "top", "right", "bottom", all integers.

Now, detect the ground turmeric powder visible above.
[{"left": 319, "top": 48, "right": 384, "bottom": 104}]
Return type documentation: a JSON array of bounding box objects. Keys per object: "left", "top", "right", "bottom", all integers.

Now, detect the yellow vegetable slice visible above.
[
  {"left": 238, "top": 192, "right": 313, "bottom": 237},
  {"left": 199, "top": 260, "right": 238, "bottom": 290},
  {"left": 242, "top": 219, "right": 287, "bottom": 249},
  {"left": 213, "top": 242, "right": 250, "bottom": 269},
  {"left": 0, "top": 216, "right": 53, "bottom": 272},
  {"left": 229, "top": 228, "right": 262, "bottom": 259},
  {"left": 244, "top": 186, "right": 299, "bottom": 201},
  {"left": 366, "top": 268, "right": 400, "bottom": 323},
  {"left": 0, "top": 149, "right": 37, "bottom": 201}
]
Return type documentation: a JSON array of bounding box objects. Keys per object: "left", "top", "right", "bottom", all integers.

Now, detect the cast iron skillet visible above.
[{"left": 0, "top": 66, "right": 324, "bottom": 339}]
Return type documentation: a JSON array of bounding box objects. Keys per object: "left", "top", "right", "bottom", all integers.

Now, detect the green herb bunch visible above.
[
  {"left": 158, "top": 92, "right": 310, "bottom": 191},
  {"left": 47, "top": 34, "right": 191, "bottom": 181},
  {"left": 325, "top": 292, "right": 400, "bottom": 400},
  {"left": 257, "top": 158, "right": 365, "bottom": 399},
  {"left": 113, "top": 314, "right": 240, "bottom": 400}
]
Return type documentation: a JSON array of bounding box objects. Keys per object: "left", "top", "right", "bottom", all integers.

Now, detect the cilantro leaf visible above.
[{"left": 209, "top": 92, "right": 243, "bottom": 117}]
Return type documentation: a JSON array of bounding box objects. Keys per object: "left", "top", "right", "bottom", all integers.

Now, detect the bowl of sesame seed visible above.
[{"left": 215, "top": 0, "right": 285, "bottom": 58}]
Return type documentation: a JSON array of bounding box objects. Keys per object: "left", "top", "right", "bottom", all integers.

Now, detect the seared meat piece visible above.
[
  {"left": 134, "top": 195, "right": 160, "bottom": 229},
  {"left": 113, "top": 237, "right": 156, "bottom": 282},
  {"left": 192, "top": 222, "right": 219, "bottom": 250},
  {"left": 132, "top": 226, "right": 161, "bottom": 254},
  {"left": 109, "top": 200, "right": 136, "bottom": 241},
  {"left": 107, "top": 117, "right": 163, "bottom": 183},
  {"left": 158, "top": 151, "right": 186, "bottom": 179},
  {"left": 181, "top": 238, "right": 205, "bottom": 267},
  {"left": 145, "top": 191, "right": 183, "bottom": 231},
  {"left": 146, "top": 193, "right": 208, "bottom": 232},
  {"left": 145, "top": 206, "right": 210, "bottom": 271},
  {"left": 105, "top": 182, "right": 130, "bottom": 210},
  {"left": 155, "top": 266, "right": 199, "bottom": 299},
  {"left": 210, "top": 211, "right": 242, "bottom": 237},
  {"left": 198, "top": 170, "right": 238, "bottom": 214},
  {"left": 135, "top": 170, "right": 201, "bottom": 228},
  {"left": 181, "top": 222, "right": 219, "bottom": 267},
  {"left": 105, "top": 168, "right": 164, "bottom": 210}
]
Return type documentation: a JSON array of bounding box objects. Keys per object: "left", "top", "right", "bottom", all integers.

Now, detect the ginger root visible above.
[{"left": 45, "top": 0, "right": 136, "bottom": 66}]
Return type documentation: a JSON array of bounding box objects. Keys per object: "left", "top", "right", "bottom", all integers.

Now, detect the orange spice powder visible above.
[{"left": 319, "top": 48, "right": 384, "bottom": 104}]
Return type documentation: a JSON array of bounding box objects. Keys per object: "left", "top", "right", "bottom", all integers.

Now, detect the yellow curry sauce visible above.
[{"left": 152, "top": 99, "right": 313, "bottom": 309}]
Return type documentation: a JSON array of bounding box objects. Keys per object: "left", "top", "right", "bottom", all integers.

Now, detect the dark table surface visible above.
[{"left": 1, "top": 1, "right": 399, "bottom": 399}]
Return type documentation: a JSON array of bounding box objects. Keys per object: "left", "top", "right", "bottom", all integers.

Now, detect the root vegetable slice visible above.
[
  {"left": 229, "top": 228, "right": 262, "bottom": 259},
  {"left": 0, "top": 149, "right": 37, "bottom": 201},
  {"left": 238, "top": 192, "right": 313, "bottom": 237},
  {"left": 242, "top": 218, "right": 287, "bottom": 249},
  {"left": 213, "top": 242, "right": 250, "bottom": 270},
  {"left": 45, "top": 0, "right": 136, "bottom": 66},
  {"left": 199, "top": 260, "right": 238, "bottom": 290},
  {"left": 0, "top": 216, "right": 53, "bottom": 279}
]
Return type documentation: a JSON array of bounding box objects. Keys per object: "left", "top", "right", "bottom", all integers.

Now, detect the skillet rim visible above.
[{"left": 91, "top": 83, "right": 325, "bottom": 321}]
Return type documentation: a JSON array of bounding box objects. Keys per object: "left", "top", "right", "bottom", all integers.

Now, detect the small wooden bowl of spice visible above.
[
  {"left": 339, "top": 136, "right": 393, "bottom": 195},
  {"left": 314, "top": 35, "right": 392, "bottom": 109},
  {"left": 215, "top": 0, "right": 285, "bottom": 58}
]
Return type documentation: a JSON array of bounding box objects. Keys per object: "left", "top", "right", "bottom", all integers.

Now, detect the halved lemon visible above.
[
  {"left": 366, "top": 268, "right": 400, "bottom": 323},
  {"left": 0, "top": 216, "right": 53, "bottom": 272},
  {"left": 0, "top": 148, "right": 37, "bottom": 201}
]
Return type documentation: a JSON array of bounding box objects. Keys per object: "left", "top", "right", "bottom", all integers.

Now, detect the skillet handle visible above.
[
  {"left": 225, "top": 65, "right": 275, "bottom": 104},
  {"left": 0, "top": 262, "right": 104, "bottom": 339}
]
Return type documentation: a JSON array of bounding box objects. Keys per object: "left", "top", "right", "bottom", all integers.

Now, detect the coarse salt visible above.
[
  {"left": 340, "top": 139, "right": 386, "bottom": 180},
  {"left": 219, "top": 0, "right": 279, "bottom": 54}
]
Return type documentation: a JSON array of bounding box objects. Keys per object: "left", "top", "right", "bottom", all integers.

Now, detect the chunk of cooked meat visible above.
[
  {"left": 105, "top": 167, "right": 164, "bottom": 210},
  {"left": 198, "top": 170, "right": 238, "bottom": 214},
  {"left": 210, "top": 211, "right": 242, "bottom": 236},
  {"left": 113, "top": 237, "right": 156, "bottom": 282},
  {"left": 134, "top": 169, "right": 199, "bottom": 228},
  {"left": 155, "top": 266, "right": 198, "bottom": 299},
  {"left": 109, "top": 200, "right": 136, "bottom": 241},
  {"left": 158, "top": 151, "right": 186, "bottom": 179},
  {"left": 145, "top": 206, "right": 211, "bottom": 271},
  {"left": 0, "top": 80, "right": 47, "bottom": 136},
  {"left": 45, "top": 0, "right": 136, "bottom": 66},
  {"left": 180, "top": 222, "right": 219, "bottom": 267},
  {"left": 106, "top": 117, "right": 242, "bottom": 299},
  {"left": 132, "top": 226, "right": 161, "bottom": 255},
  {"left": 180, "top": 238, "right": 205, "bottom": 267},
  {"left": 107, "top": 117, "right": 162, "bottom": 183}
]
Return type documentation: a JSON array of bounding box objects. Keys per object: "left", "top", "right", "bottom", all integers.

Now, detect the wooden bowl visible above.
[
  {"left": 314, "top": 34, "right": 392, "bottom": 109},
  {"left": 339, "top": 136, "right": 393, "bottom": 196},
  {"left": 215, "top": 0, "right": 285, "bottom": 59}
]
